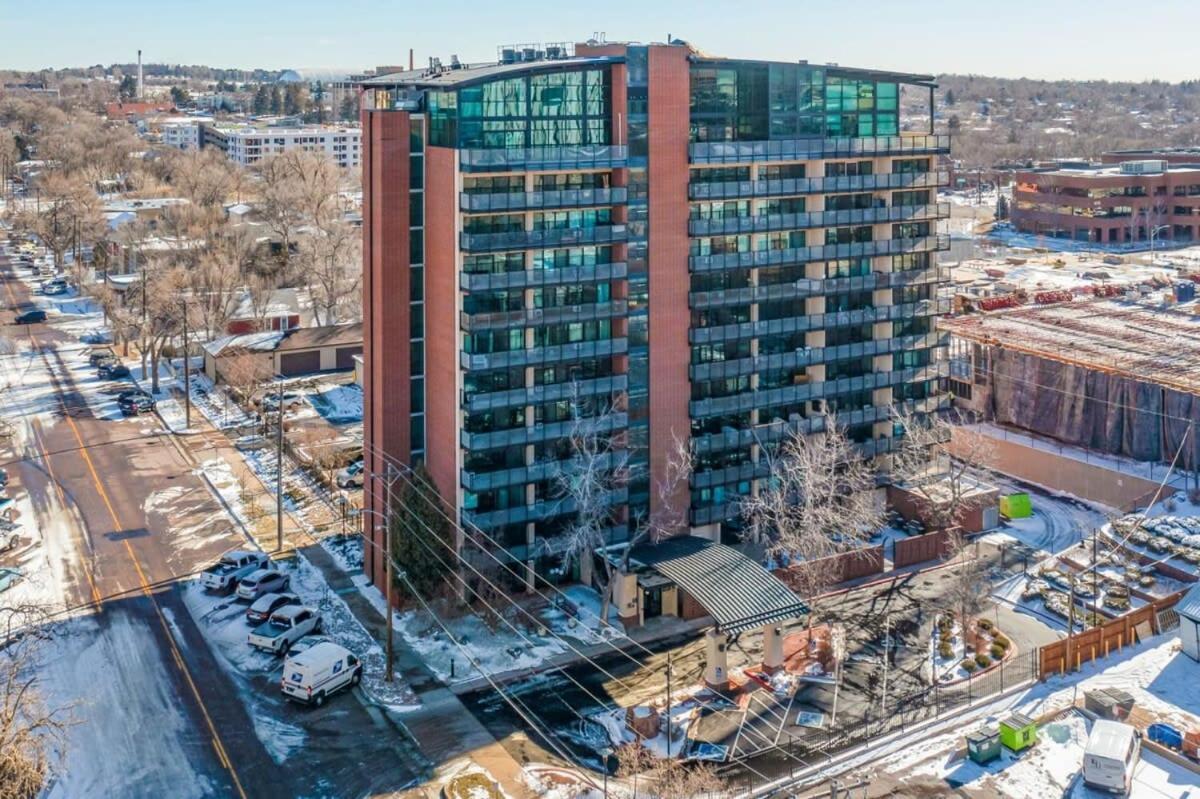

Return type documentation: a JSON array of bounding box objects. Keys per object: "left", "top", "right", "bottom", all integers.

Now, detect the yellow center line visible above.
[{"left": 2, "top": 269, "right": 249, "bottom": 799}]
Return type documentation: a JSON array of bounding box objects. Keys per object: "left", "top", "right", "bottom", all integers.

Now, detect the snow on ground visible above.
[
  {"left": 307, "top": 383, "right": 362, "bottom": 424},
  {"left": 130, "top": 360, "right": 196, "bottom": 434},
  {"left": 36, "top": 612, "right": 217, "bottom": 799},
  {"left": 188, "top": 373, "right": 253, "bottom": 430},
  {"left": 872, "top": 635, "right": 1200, "bottom": 797},
  {"left": 931, "top": 620, "right": 968, "bottom": 683}
]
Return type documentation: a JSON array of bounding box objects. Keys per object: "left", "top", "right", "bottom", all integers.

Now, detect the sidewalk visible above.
[{"left": 160, "top": 380, "right": 541, "bottom": 798}]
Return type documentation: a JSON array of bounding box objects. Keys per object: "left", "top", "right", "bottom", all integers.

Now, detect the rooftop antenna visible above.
[{"left": 137, "top": 49, "right": 144, "bottom": 101}]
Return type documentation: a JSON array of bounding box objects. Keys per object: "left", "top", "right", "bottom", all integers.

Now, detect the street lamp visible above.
[
  {"left": 1149, "top": 223, "right": 1170, "bottom": 263},
  {"left": 598, "top": 746, "right": 612, "bottom": 797}
]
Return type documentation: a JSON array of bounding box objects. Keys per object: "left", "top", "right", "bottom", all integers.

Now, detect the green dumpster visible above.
[
  {"left": 999, "top": 713, "right": 1037, "bottom": 752},
  {"left": 966, "top": 727, "right": 1001, "bottom": 764},
  {"left": 1000, "top": 493, "right": 1033, "bottom": 519}
]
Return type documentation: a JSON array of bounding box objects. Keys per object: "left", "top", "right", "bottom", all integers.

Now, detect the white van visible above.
[
  {"left": 1083, "top": 719, "right": 1140, "bottom": 795},
  {"left": 280, "top": 642, "right": 362, "bottom": 706}
]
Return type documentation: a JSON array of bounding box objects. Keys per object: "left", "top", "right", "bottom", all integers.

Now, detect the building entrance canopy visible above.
[{"left": 628, "top": 536, "right": 807, "bottom": 634}]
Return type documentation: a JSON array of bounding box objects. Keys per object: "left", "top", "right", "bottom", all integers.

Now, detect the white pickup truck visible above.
[
  {"left": 248, "top": 605, "right": 323, "bottom": 655},
  {"left": 200, "top": 549, "right": 269, "bottom": 591}
]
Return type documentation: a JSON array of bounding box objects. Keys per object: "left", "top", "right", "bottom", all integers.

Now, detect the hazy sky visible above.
[{"left": 5, "top": 0, "right": 1199, "bottom": 82}]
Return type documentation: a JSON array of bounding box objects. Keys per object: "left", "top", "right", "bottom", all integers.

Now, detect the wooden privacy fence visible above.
[
  {"left": 1038, "top": 591, "right": 1186, "bottom": 679},
  {"left": 893, "top": 528, "right": 959, "bottom": 568},
  {"left": 774, "top": 545, "right": 885, "bottom": 590}
]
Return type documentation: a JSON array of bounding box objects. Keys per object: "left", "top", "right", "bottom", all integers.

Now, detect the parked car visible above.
[
  {"left": 118, "top": 394, "right": 155, "bottom": 415},
  {"left": 261, "top": 391, "right": 304, "bottom": 413},
  {"left": 117, "top": 387, "right": 152, "bottom": 402},
  {"left": 13, "top": 309, "right": 46, "bottom": 324},
  {"left": 235, "top": 568, "right": 291, "bottom": 601},
  {"left": 0, "top": 566, "right": 22, "bottom": 593},
  {"left": 199, "top": 549, "right": 270, "bottom": 591},
  {"left": 0, "top": 467, "right": 8, "bottom": 488},
  {"left": 287, "top": 634, "right": 334, "bottom": 657},
  {"left": 0, "top": 526, "right": 18, "bottom": 552},
  {"left": 98, "top": 363, "right": 131, "bottom": 380},
  {"left": 245, "top": 591, "right": 300, "bottom": 625},
  {"left": 248, "top": 605, "right": 322, "bottom": 654},
  {"left": 41, "top": 280, "right": 67, "bottom": 296},
  {"left": 86, "top": 347, "right": 117, "bottom": 366},
  {"left": 336, "top": 459, "right": 364, "bottom": 489},
  {"left": 281, "top": 641, "right": 362, "bottom": 706}
]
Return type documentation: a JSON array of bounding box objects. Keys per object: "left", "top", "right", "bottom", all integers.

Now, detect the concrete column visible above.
[
  {"left": 704, "top": 630, "right": 730, "bottom": 687},
  {"left": 762, "top": 624, "right": 785, "bottom": 673},
  {"left": 614, "top": 571, "right": 640, "bottom": 628}
]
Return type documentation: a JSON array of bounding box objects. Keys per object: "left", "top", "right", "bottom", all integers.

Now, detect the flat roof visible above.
[
  {"left": 940, "top": 297, "right": 1200, "bottom": 396},
  {"left": 1027, "top": 164, "right": 1200, "bottom": 178},
  {"left": 364, "top": 56, "right": 620, "bottom": 89}
]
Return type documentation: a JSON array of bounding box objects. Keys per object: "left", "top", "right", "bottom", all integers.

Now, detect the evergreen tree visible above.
[
  {"left": 269, "top": 85, "right": 283, "bottom": 115},
  {"left": 388, "top": 464, "right": 454, "bottom": 601},
  {"left": 169, "top": 86, "right": 192, "bottom": 106},
  {"left": 118, "top": 74, "right": 137, "bottom": 100},
  {"left": 945, "top": 88, "right": 956, "bottom": 106},
  {"left": 252, "top": 84, "right": 270, "bottom": 115},
  {"left": 283, "top": 83, "right": 305, "bottom": 116},
  {"left": 313, "top": 81, "right": 326, "bottom": 123},
  {"left": 339, "top": 95, "right": 358, "bottom": 122},
  {"left": 996, "top": 194, "right": 1010, "bottom": 220}
]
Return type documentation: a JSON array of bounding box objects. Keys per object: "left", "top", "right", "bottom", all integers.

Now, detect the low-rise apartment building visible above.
[{"left": 219, "top": 126, "right": 362, "bottom": 167}]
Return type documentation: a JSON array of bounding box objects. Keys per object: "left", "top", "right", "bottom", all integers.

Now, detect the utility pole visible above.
[
  {"left": 384, "top": 464, "right": 396, "bottom": 682},
  {"left": 1066, "top": 572, "right": 1076, "bottom": 672},
  {"left": 180, "top": 302, "right": 190, "bottom": 429},
  {"left": 276, "top": 374, "right": 284, "bottom": 553},
  {"left": 665, "top": 649, "right": 673, "bottom": 796}
]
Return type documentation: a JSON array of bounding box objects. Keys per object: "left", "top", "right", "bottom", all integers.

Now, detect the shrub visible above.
[
  {"left": 990, "top": 643, "right": 1005, "bottom": 660},
  {"left": 938, "top": 642, "right": 954, "bottom": 659},
  {"left": 975, "top": 653, "right": 991, "bottom": 668},
  {"left": 978, "top": 618, "right": 993, "bottom": 631},
  {"left": 993, "top": 635, "right": 1010, "bottom": 649},
  {"left": 961, "top": 659, "right": 978, "bottom": 674}
]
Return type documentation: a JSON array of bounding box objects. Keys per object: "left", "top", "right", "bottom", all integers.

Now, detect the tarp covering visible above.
[
  {"left": 629, "top": 536, "right": 807, "bottom": 633},
  {"left": 987, "top": 348, "right": 1200, "bottom": 468}
]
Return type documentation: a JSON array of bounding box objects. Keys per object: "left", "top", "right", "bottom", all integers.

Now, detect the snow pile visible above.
[{"left": 307, "top": 383, "right": 362, "bottom": 424}]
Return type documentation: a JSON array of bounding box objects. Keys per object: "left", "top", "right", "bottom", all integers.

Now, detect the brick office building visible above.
[
  {"left": 1010, "top": 158, "right": 1200, "bottom": 246},
  {"left": 359, "top": 39, "right": 950, "bottom": 597}
]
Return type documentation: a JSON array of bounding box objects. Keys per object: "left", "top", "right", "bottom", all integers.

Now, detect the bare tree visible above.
[
  {"left": 553, "top": 388, "right": 692, "bottom": 623},
  {"left": 298, "top": 219, "right": 361, "bottom": 325},
  {"left": 0, "top": 605, "right": 70, "bottom": 799},
  {"left": 739, "top": 415, "right": 885, "bottom": 618},
  {"left": 168, "top": 148, "right": 244, "bottom": 210}
]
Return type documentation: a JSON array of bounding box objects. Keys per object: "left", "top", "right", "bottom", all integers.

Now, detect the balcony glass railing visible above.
[
  {"left": 463, "top": 374, "right": 628, "bottom": 413},
  {"left": 687, "top": 203, "right": 948, "bottom": 236},
  {"left": 688, "top": 134, "right": 951, "bottom": 164},
  {"left": 688, "top": 265, "right": 950, "bottom": 309},
  {"left": 688, "top": 298, "right": 952, "bottom": 345},
  {"left": 688, "top": 331, "right": 948, "bottom": 382},
  {"left": 460, "top": 261, "right": 628, "bottom": 291},
  {"left": 459, "top": 187, "right": 628, "bottom": 212},
  {"left": 460, "top": 224, "right": 628, "bottom": 252},
  {"left": 689, "top": 235, "right": 950, "bottom": 272},
  {"left": 688, "top": 170, "right": 950, "bottom": 200},
  {"left": 460, "top": 300, "right": 628, "bottom": 332},
  {"left": 460, "top": 145, "right": 629, "bottom": 173},
  {"left": 459, "top": 338, "right": 629, "bottom": 371}
]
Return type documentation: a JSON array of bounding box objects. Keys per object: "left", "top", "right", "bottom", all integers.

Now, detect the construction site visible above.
[{"left": 942, "top": 292, "right": 1200, "bottom": 467}]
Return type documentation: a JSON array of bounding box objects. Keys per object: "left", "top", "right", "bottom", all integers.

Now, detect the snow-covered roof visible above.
[
  {"left": 1178, "top": 580, "right": 1200, "bottom": 621},
  {"left": 228, "top": 287, "right": 303, "bottom": 320},
  {"left": 203, "top": 330, "right": 286, "bottom": 357},
  {"left": 226, "top": 203, "right": 253, "bottom": 217}
]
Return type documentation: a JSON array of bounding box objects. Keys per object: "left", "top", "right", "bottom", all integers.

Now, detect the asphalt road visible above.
[{"left": 0, "top": 252, "right": 420, "bottom": 798}]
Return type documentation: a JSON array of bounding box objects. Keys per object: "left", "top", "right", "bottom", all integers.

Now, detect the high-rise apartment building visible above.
[{"left": 359, "top": 39, "right": 950, "bottom": 595}]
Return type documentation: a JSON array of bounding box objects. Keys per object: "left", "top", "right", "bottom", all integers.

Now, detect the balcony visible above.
[
  {"left": 463, "top": 374, "right": 628, "bottom": 413},
  {"left": 687, "top": 203, "right": 948, "bottom": 236},
  {"left": 460, "top": 338, "right": 629, "bottom": 371},
  {"left": 688, "top": 265, "right": 950, "bottom": 309},
  {"left": 688, "top": 298, "right": 953, "bottom": 345},
  {"left": 461, "top": 487, "right": 629, "bottom": 529},
  {"left": 689, "top": 235, "right": 950, "bottom": 272},
  {"left": 688, "top": 134, "right": 951, "bottom": 164},
  {"left": 459, "top": 186, "right": 628, "bottom": 212},
  {"left": 689, "top": 361, "right": 951, "bottom": 419},
  {"left": 689, "top": 331, "right": 948, "bottom": 382},
  {"left": 460, "top": 300, "right": 628, "bottom": 332},
  {"left": 692, "top": 394, "right": 950, "bottom": 454},
  {"left": 460, "top": 224, "right": 628, "bottom": 253},
  {"left": 460, "top": 411, "right": 628, "bottom": 451},
  {"left": 461, "top": 261, "right": 628, "bottom": 292},
  {"left": 688, "top": 170, "right": 950, "bottom": 200},
  {"left": 462, "top": 450, "right": 626, "bottom": 492},
  {"left": 459, "top": 145, "right": 629, "bottom": 173}
]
